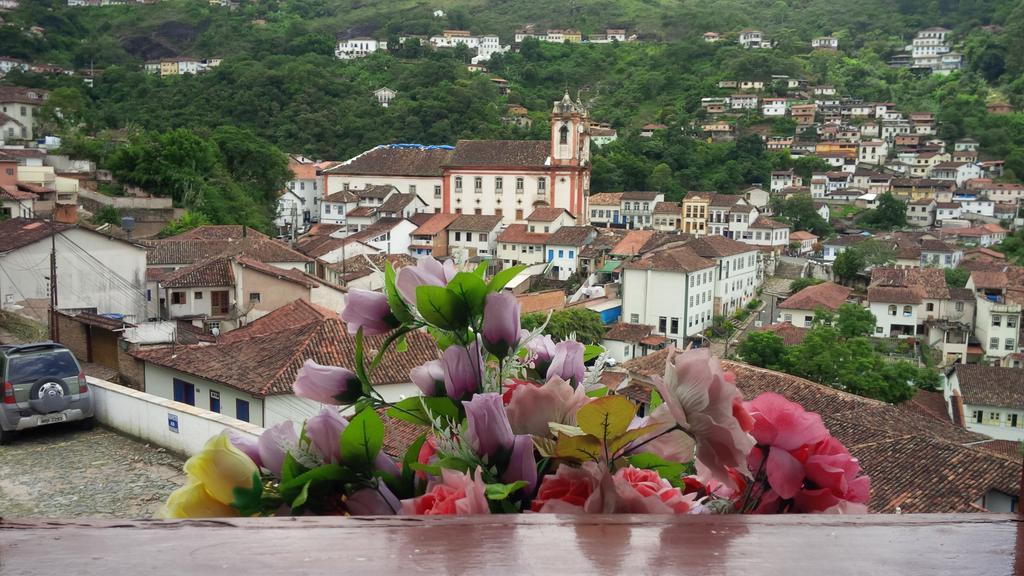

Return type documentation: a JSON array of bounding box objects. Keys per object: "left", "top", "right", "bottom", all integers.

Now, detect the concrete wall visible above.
[
  {"left": 89, "top": 376, "right": 262, "bottom": 457},
  {"left": 144, "top": 363, "right": 265, "bottom": 427},
  {"left": 77, "top": 187, "right": 173, "bottom": 209}
]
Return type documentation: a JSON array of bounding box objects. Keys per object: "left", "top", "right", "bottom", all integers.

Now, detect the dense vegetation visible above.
[
  {"left": 3, "top": 0, "right": 1024, "bottom": 227},
  {"left": 736, "top": 304, "right": 940, "bottom": 403}
]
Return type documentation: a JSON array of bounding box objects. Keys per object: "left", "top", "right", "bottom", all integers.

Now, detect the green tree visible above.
[
  {"left": 832, "top": 303, "right": 876, "bottom": 338},
  {"left": 857, "top": 193, "right": 907, "bottom": 230},
  {"left": 91, "top": 205, "right": 121, "bottom": 227},
  {"left": 776, "top": 194, "right": 833, "bottom": 237},
  {"left": 788, "top": 277, "right": 823, "bottom": 293},
  {"left": 521, "top": 308, "right": 605, "bottom": 345},
  {"left": 161, "top": 211, "right": 211, "bottom": 237},
  {"left": 833, "top": 249, "right": 865, "bottom": 284},
  {"left": 944, "top": 267, "right": 970, "bottom": 288},
  {"left": 736, "top": 331, "right": 787, "bottom": 369}
]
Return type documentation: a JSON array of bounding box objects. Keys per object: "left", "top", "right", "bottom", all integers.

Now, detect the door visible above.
[
  {"left": 211, "top": 290, "right": 230, "bottom": 315},
  {"left": 173, "top": 379, "right": 195, "bottom": 406},
  {"left": 236, "top": 399, "right": 250, "bottom": 422},
  {"left": 209, "top": 390, "right": 221, "bottom": 413}
]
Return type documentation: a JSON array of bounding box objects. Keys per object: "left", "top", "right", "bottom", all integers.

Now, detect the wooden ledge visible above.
[{"left": 2, "top": 515, "right": 1020, "bottom": 575}]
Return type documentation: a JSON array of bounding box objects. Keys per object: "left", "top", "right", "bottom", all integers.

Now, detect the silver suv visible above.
[{"left": 0, "top": 343, "right": 95, "bottom": 444}]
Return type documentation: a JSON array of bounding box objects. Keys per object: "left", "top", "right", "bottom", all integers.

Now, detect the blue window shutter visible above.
[{"left": 548, "top": 250, "right": 554, "bottom": 260}]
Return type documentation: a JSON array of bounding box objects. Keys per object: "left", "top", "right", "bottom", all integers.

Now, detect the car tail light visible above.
[
  {"left": 78, "top": 372, "right": 88, "bottom": 394},
  {"left": 3, "top": 381, "right": 14, "bottom": 404}
]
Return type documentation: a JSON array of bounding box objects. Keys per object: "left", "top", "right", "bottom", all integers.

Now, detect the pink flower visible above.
[
  {"left": 305, "top": 409, "right": 348, "bottom": 465},
  {"left": 531, "top": 462, "right": 604, "bottom": 513},
  {"left": 505, "top": 376, "right": 588, "bottom": 437},
  {"left": 743, "top": 393, "right": 829, "bottom": 451},
  {"left": 481, "top": 292, "right": 521, "bottom": 358},
  {"left": 416, "top": 436, "right": 437, "bottom": 481},
  {"left": 652, "top": 347, "right": 755, "bottom": 488},
  {"left": 501, "top": 434, "right": 537, "bottom": 494},
  {"left": 396, "top": 258, "right": 457, "bottom": 306},
  {"left": 441, "top": 339, "right": 484, "bottom": 401},
  {"left": 293, "top": 359, "right": 361, "bottom": 405},
  {"left": 257, "top": 421, "right": 298, "bottom": 477},
  {"left": 346, "top": 483, "right": 401, "bottom": 515},
  {"left": 612, "top": 467, "right": 701, "bottom": 514},
  {"left": 547, "top": 340, "right": 585, "bottom": 386},
  {"left": 228, "top": 431, "right": 261, "bottom": 468},
  {"left": 795, "top": 437, "right": 870, "bottom": 512},
  {"left": 628, "top": 404, "right": 694, "bottom": 463},
  {"left": 410, "top": 360, "right": 444, "bottom": 397},
  {"left": 463, "top": 393, "right": 514, "bottom": 461},
  {"left": 402, "top": 467, "right": 491, "bottom": 515},
  {"left": 341, "top": 289, "right": 397, "bottom": 336},
  {"left": 521, "top": 331, "right": 556, "bottom": 373}
]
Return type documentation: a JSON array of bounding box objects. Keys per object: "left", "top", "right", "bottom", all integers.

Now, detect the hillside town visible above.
[{"left": 1, "top": 0, "right": 1023, "bottom": 531}]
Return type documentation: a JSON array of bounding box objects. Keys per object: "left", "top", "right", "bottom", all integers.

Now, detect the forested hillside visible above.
[{"left": 3, "top": 0, "right": 1023, "bottom": 230}]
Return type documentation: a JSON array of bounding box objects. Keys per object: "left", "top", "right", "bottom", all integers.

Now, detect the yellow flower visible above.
[
  {"left": 159, "top": 480, "right": 237, "bottom": 519},
  {"left": 182, "top": 432, "right": 259, "bottom": 506}
]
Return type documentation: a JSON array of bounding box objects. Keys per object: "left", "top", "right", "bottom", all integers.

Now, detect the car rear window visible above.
[{"left": 7, "top": 350, "right": 80, "bottom": 384}]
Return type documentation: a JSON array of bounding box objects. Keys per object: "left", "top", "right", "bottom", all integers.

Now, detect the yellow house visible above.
[
  {"left": 564, "top": 30, "right": 583, "bottom": 43},
  {"left": 682, "top": 193, "right": 711, "bottom": 236},
  {"left": 160, "top": 60, "right": 179, "bottom": 77}
]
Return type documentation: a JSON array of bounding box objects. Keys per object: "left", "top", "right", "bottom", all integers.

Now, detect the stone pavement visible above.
[{"left": 0, "top": 426, "right": 185, "bottom": 519}]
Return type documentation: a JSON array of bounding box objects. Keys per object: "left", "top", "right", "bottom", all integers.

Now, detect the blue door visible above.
[
  {"left": 236, "top": 399, "right": 250, "bottom": 422},
  {"left": 172, "top": 379, "right": 195, "bottom": 406},
  {"left": 209, "top": 390, "right": 221, "bottom": 413}
]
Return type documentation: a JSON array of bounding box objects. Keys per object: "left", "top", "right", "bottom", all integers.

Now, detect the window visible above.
[
  {"left": 455, "top": 176, "right": 463, "bottom": 190},
  {"left": 466, "top": 233, "right": 474, "bottom": 242},
  {"left": 783, "top": 314, "right": 792, "bottom": 322},
  {"left": 993, "top": 315, "right": 1002, "bottom": 327},
  {"left": 903, "top": 305, "right": 912, "bottom": 317},
  {"left": 630, "top": 314, "right": 639, "bottom": 323},
  {"left": 547, "top": 249, "right": 554, "bottom": 261},
  {"left": 956, "top": 301, "right": 964, "bottom": 312},
  {"left": 434, "top": 185, "right": 442, "bottom": 198},
  {"left": 236, "top": 399, "right": 250, "bottom": 423},
  {"left": 888, "top": 305, "right": 897, "bottom": 316},
  {"left": 670, "top": 318, "right": 679, "bottom": 334},
  {"left": 1009, "top": 316, "right": 1019, "bottom": 329},
  {"left": 495, "top": 177, "right": 503, "bottom": 190},
  {"left": 926, "top": 303, "right": 934, "bottom": 312},
  {"left": 658, "top": 317, "right": 667, "bottom": 334},
  {"left": 558, "top": 250, "right": 564, "bottom": 258},
  {"left": 194, "top": 291, "right": 203, "bottom": 300},
  {"left": 249, "top": 292, "right": 261, "bottom": 303},
  {"left": 209, "top": 390, "right": 221, "bottom": 413},
  {"left": 804, "top": 316, "right": 813, "bottom": 327},
  {"left": 211, "top": 291, "right": 229, "bottom": 314},
  {"left": 409, "top": 185, "right": 416, "bottom": 194},
  {"left": 324, "top": 204, "right": 331, "bottom": 214},
  {"left": 875, "top": 326, "right": 883, "bottom": 334},
  {"left": 559, "top": 125, "right": 569, "bottom": 145},
  {"left": 569, "top": 250, "right": 574, "bottom": 259},
  {"left": 454, "top": 232, "right": 461, "bottom": 241},
  {"left": 146, "top": 289, "right": 151, "bottom": 302},
  {"left": 516, "top": 177, "right": 524, "bottom": 192},
  {"left": 973, "top": 410, "right": 983, "bottom": 424},
  {"left": 990, "top": 337, "right": 1000, "bottom": 350},
  {"left": 173, "top": 379, "right": 195, "bottom": 406},
  {"left": 538, "top": 177, "right": 546, "bottom": 191},
  {"left": 1006, "top": 339, "right": 1016, "bottom": 351},
  {"left": 474, "top": 176, "right": 483, "bottom": 192},
  {"left": 989, "top": 412, "right": 1000, "bottom": 423},
  {"left": 171, "top": 291, "right": 186, "bottom": 305},
  {"left": 516, "top": 209, "right": 523, "bottom": 220}
]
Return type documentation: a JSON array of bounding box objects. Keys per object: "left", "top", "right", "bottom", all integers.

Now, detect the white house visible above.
[
  {"left": 373, "top": 87, "right": 396, "bottom": 108},
  {"left": 621, "top": 245, "right": 717, "bottom": 345},
  {"left": 738, "top": 29, "right": 769, "bottom": 49},
  {"left": 686, "top": 235, "right": 761, "bottom": 316},
  {"left": 496, "top": 224, "right": 549, "bottom": 268},
  {"left": 544, "top": 226, "right": 596, "bottom": 281},
  {"left": 946, "top": 365, "right": 1024, "bottom": 442},
  {"left": 967, "top": 269, "right": 1022, "bottom": 360},
  {"left": 771, "top": 170, "right": 801, "bottom": 194},
  {"left": 762, "top": 98, "right": 788, "bottom": 117},
  {"left": 0, "top": 218, "right": 147, "bottom": 321},
  {"left": 447, "top": 214, "right": 503, "bottom": 263},
  {"left": 821, "top": 234, "right": 867, "bottom": 261},
  {"left": 812, "top": 36, "right": 838, "bottom": 50},
  {"left": 319, "top": 190, "right": 359, "bottom": 225},
  {"left": 777, "top": 281, "right": 852, "bottom": 327},
  {"left": 336, "top": 38, "right": 387, "bottom": 59}
]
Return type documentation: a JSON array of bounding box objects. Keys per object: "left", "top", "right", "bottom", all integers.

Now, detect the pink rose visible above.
[
  {"left": 743, "top": 392, "right": 828, "bottom": 451},
  {"left": 505, "top": 376, "right": 589, "bottom": 437},
  {"left": 653, "top": 347, "right": 755, "bottom": 488},
  {"left": 628, "top": 404, "right": 695, "bottom": 463},
  {"left": 531, "top": 462, "right": 603, "bottom": 513},
  {"left": 402, "top": 467, "right": 490, "bottom": 515},
  {"left": 611, "top": 467, "right": 701, "bottom": 514}
]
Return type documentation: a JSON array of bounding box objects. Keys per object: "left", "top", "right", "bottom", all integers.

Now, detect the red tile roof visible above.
[
  {"left": 685, "top": 235, "right": 755, "bottom": 258},
  {"left": 172, "top": 225, "right": 268, "bottom": 241},
  {"left": 0, "top": 218, "right": 74, "bottom": 252},
  {"left": 759, "top": 322, "right": 808, "bottom": 345},
  {"left": 144, "top": 237, "right": 310, "bottom": 266},
  {"left": 603, "top": 322, "right": 653, "bottom": 342},
  {"left": 515, "top": 289, "right": 566, "bottom": 314},
  {"left": 526, "top": 207, "right": 572, "bottom": 222},
  {"left": 653, "top": 201, "right": 680, "bottom": 215},
  {"left": 588, "top": 192, "right": 622, "bottom": 206},
  {"left": 450, "top": 214, "right": 502, "bottom": 232},
  {"left": 750, "top": 216, "right": 789, "bottom": 230},
  {"left": 610, "top": 230, "right": 655, "bottom": 255},
  {"left": 546, "top": 225, "right": 594, "bottom": 247},
  {"left": 778, "top": 281, "right": 852, "bottom": 311},
  {"left": 448, "top": 140, "right": 549, "bottom": 168},
  {"left": 413, "top": 212, "right": 460, "bottom": 236},
  {"left": 954, "top": 365, "right": 1024, "bottom": 410},
  {"left": 236, "top": 257, "right": 319, "bottom": 288},
  {"left": 497, "top": 224, "right": 548, "bottom": 244},
  {"left": 622, "top": 245, "right": 715, "bottom": 273},
  {"left": 325, "top": 146, "right": 453, "bottom": 177},
  {"left": 220, "top": 299, "right": 335, "bottom": 343},
  {"left": 160, "top": 257, "right": 235, "bottom": 289}
]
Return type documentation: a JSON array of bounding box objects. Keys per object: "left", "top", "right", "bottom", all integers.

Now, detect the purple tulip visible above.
[
  {"left": 482, "top": 292, "right": 521, "bottom": 358},
  {"left": 374, "top": 452, "right": 401, "bottom": 479},
  {"left": 346, "top": 483, "right": 402, "bottom": 515},
  {"left": 522, "top": 331, "right": 557, "bottom": 373},
  {"left": 442, "top": 340, "right": 484, "bottom": 401},
  {"left": 547, "top": 340, "right": 586, "bottom": 387},
  {"left": 229, "top": 431, "right": 262, "bottom": 468},
  {"left": 341, "top": 289, "right": 398, "bottom": 336},
  {"left": 501, "top": 434, "right": 538, "bottom": 494},
  {"left": 463, "top": 393, "right": 514, "bottom": 461},
  {"left": 396, "top": 258, "right": 457, "bottom": 306},
  {"left": 306, "top": 409, "right": 348, "bottom": 465},
  {"left": 410, "top": 360, "right": 445, "bottom": 397},
  {"left": 258, "top": 421, "right": 298, "bottom": 477},
  {"left": 293, "top": 359, "right": 362, "bottom": 405}
]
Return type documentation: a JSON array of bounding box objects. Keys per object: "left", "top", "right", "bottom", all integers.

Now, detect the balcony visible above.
[{"left": 1, "top": 514, "right": 1019, "bottom": 574}]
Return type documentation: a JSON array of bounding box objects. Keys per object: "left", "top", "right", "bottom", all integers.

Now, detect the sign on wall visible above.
[{"left": 168, "top": 413, "right": 179, "bottom": 433}]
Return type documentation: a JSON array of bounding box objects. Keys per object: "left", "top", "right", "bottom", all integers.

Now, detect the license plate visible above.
[{"left": 39, "top": 414, "right": 67, "bottom": 425}]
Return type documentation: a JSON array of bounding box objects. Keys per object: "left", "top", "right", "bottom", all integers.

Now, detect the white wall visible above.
[
  {"left": 144, "top": 364, "right": 265, "bottom": 427},
  {"left": 89, "top": 376, "right": 262, "bottom": 458},
  {"left": 622, "top": 267, "right": 715, "bottom": 344},
  {"left": 326, "top": 175, "right": 442, "bottom": 213}
]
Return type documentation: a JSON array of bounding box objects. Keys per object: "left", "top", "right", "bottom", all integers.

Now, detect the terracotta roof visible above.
[
  {"left": 515, "top": 289, "right": 566, "bottom": 314},
  {"left": 759, "top": 322, "right": 808, "bottom": 345},
  {"left": 0, "top": 86, "right": 48, "bottom": 105},
  {"left": 325, "top": 146, "right": 453, "bottom": 177},
  {"left": 588, "top": 192, "right": 623, "bottom": 206},
  {"left": 0, "top": 184, "right": 35, "bottom": 201},
  {"left": 870, "top": 268, "right": 948, "bottom": 300},
  {"left": 603, "top": 322, "right": 653, "bottom": 342},
  {"left": 526, "top": 207, "right": 571, "bottom": 222},
  {"left": 622, "top": 246, "right": 714, "bottom": 273},
  {"left": 449, "top": 214, "right": 502, "bottom": 232},
  {"left": 867, "top": 285, "right": 922, "bottom": 304},
  {"left": 378, "top": 193, "right": 417, "bottom": 214},
  {"left": 324, "top": 190, "right": 358, "bottom": 203},
  {"left": 236, "top": 256, "right": 319, "bottom": 288},
  {"left": 969, "top": 270, "right": 1007, "bottom": 290},
  {"left": 789, "top": 231, "right": 818, "bottom": 241},
  {"left": 172, "top": 225, "right": 268, "bottom": 241},
  {"left": 900, "top": 389, "right": 951, "bottom": 424},
  {"left": 621, "top": 191, "right": 661, "bottom": 201},
  {"left": 778, "top": 281, "right": 852, "bottom": 311},
  {"left": 618, "top": 354, "right": 1020, "bottom": 513},
  {"left": 972, "top": 440, "right": 1023, "bottom": 460},
  {"left": 356, "top": 185, "right": 397, "bottom": 200},
  {"left": 546, "top": 226, "right": 593, "bottom": 247},
  {"left": 347, "top": 207, "right": 376, "bottom": 218},
  {"left": 144, "top": 237, "right": 310, "bottom": 266},
  {"left": 412, "top": 212, "right": 460, "bottom": 236},
  {"left": 954, "top": 365, "right": 1024, "bottom": 409},
  {"left": 57, "top": 310, "right": 135, "bottom": 331},
  {"left": 0, "top": 218, "right": 74, "bottom": 252},
  {"left": 220, "top": 299, "right": 335, "bottom": 343},
  {"left": 497, "top": 224, "right": 548, "bottom": 244},
  {"left": 160, "top": 257, "right": 234, "bottom": 289},
  {"left": 611, "top": 230, "right": 655, "bottom": 255},
  {"left": 134, "top": 320, "right": 439, "bottom": 397},
  {"left": 707, "top": 193, "right": 744, "bottom": 207},
  {"left": 326, "top": 253, "right": 416, "bottom": 283},
  {"left": 685, "top": 235, "right": 755, "bottom": 258},
  {"left": 653, "top": 202, "right": 680, "bottom": 215},
  {"left": 447, "top": 140, "right": 549, "bottom": 168}
]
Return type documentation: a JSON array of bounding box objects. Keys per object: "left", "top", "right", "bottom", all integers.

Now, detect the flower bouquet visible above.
[{"left": 161, "top": 259, "right": 869, "bottom": 517}]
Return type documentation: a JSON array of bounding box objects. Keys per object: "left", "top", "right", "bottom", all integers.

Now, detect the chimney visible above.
[{"left": 53, "top": 203, "right": 78, "bottom": 224}]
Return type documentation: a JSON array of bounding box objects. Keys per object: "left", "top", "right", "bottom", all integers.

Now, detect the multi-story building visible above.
[
  {"left": 0, "top": 86, "right": 47, "bottom": 141},
  {"left": 686, "top": 235, "right": 760, "bottom": 316},
  {"left": 335, "top": 38, "right": 387, "bottom": 59},
  {"left": 946, "top": 365, "right": 1024, "bottom": 441},
  {"left": 621, "top": 245, "right": 717, "bottom": 345},
  {"left": 967, "top": 268, "right": 1023, "bottom": 360},
  {"left": 617, "top": 191, "right": 664, "bottom": 229}
]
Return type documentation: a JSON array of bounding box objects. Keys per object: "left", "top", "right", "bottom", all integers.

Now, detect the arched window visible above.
[
  {"left": 903, "top": 305, "right": 912, "bottom": 317},
  {"left": 888, "top": 305, "right": 897, "bottom": 316},
  {"left": 559, "top": 125, "right": 569, "bottom": 145}
]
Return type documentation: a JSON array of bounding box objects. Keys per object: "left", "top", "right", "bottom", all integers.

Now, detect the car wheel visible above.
[{"left": 78, "top": 417, "right": 96, "bottom": 431}]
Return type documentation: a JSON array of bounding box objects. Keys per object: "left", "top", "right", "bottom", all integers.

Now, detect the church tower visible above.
[{"left": 550, "top": 91, "right": 590, "bottom": 167}]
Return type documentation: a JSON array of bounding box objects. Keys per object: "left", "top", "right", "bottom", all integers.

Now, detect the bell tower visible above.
[{"left": 550, "top": 91, "right": 590, "bottom": 167}]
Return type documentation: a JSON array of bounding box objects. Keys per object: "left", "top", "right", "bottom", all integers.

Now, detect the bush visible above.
[
  {"left": 746, "top": 298, "right": 762, "bottom": 310},
  {"left": 788, "top": 277, "right": 823, "bottom": 293},
  {"left": 91, "top": 205, "right": 121, "bottom": 226},
  {"left": 734, "top": 309, "right": 750, "bottom": 321}
]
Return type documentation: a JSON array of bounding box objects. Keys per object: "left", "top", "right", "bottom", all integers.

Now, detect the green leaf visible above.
[
  {"left": 487, "top": 264, "right": 526, "bottom": 292},
  {"left": 400, "top": 433, "right": 428, "bottom": 494},
  {"left": 230, "top": 471, "right": 264, "bottom": 516},
  {"left": 354, "top": 328, "right": 370, "bottom": 392},
  {"left": 278, "top": 464, "right": 353, "bottom": 501},
  {"left": 279, "top": 452, "right": 308, "bottom": 484},
  {"left": 583, "top": 344, "right": 605, "bottom": 362},
  {"left": 291, "top": 481, "right": 311, "bottom": 509},
  {"left": 649, "top": 389, "right": 663, "bottom": 411},
  {"left": 473, "top": 260, "right": 489, "bottom": 278},
  {"left": 387, "top": 396, "right": 460, "bottom": 427},
  {"left": 548, "top": 422, "right": 586, "bottom": 437},
  {"left": 607, "top": 424, "right": 659, "bottom": 457},
  {"left": 576, "top": 395, "right": 636, "bottom": 442},
  {"left": 627, "top": 453, "right": 687, "bottom": 488},
  {"left": 395, "top": 334, "right": 408, "bottom": 353},
  {"left": 586, "top": 386, "right": 608, "bottom": 398},
  {"left": 340, "top": 408, "right": 385, "bottom": 470},
  {"left": 485, "top": 481, "right": 528, "bottom": 501},
  {"left": 554, "top": 432, "right": 603, "bottom": 462},
  {"left": 436, "top": 456, "right": 475, "bottom": 473},
  {"left": 384, "top": 261, "right": 414, "bottom": 324},
  {"left": 446, "top": 272, "right": 489, "bottom": 318},
  {"left": 417, "top": 285, "right": 467, "bottom": 330},
  {"left": 427, "top": 326, "right": 458, "bottom": 350}
]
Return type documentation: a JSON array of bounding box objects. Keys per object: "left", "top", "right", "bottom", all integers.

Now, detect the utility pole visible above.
[{"left": 49, "top": 213, "right": 59, "bottom": 342}]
